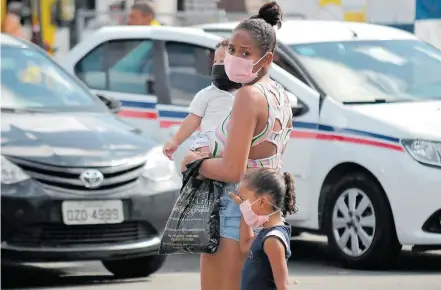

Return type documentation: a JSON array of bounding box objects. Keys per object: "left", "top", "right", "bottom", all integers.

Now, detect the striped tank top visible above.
[{"left": 209, "top": 81, "right": 293, "bottom": 169}]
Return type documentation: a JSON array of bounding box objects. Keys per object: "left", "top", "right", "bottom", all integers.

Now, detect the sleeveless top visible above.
[
  {"left": 209, "top": 81, "right": 293, "bottom": 169},
  {"left": 240, "top": 223, "right": 291, "bottom": 290}
]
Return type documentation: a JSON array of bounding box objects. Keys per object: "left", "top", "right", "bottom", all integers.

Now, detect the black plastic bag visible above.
[{"left": 159, "top": 158, "right": 221, "bottom": 255}]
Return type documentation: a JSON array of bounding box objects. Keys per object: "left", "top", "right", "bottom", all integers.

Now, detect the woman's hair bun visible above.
[{"left": 257, "top": 1, "right": 283, "bottom": 28}]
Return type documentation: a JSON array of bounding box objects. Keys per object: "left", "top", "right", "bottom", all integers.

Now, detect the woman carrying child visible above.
[
  {"left": 181, "top": 2, "right": 293, "bottom": 289},
  {"left": 163, "top": 39, "right": 241, "bottom": 160}
]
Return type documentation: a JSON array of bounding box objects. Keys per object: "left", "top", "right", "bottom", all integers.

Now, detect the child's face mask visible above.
[{"left": 239, "top": 198, "right": 280, "bottom": 229}]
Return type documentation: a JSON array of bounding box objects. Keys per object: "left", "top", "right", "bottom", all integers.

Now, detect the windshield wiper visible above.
[
  {"left": 343, "top": 99, "right": 387, "bottom": 105},
  {"left": 1, "top": 107, "right": 52, "bottom": 113}
]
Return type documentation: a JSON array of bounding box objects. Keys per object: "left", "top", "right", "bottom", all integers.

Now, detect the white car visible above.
[{"left": 63, "top": 23, "right": 441, "bottom": 269}]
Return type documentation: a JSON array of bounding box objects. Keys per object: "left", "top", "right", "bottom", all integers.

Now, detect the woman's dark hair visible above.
[
  {"left": 216, "top": 39, "right": 230, "bottom": 48},
  {"left": 242, "top": 168, "right": 297, "bottom": 216},
  {"left": 235, "top": 1, "right": 283, "bottom": 56}
]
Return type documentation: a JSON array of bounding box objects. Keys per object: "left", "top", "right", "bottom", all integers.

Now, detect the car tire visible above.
[
  {"left": 102, "top": 255, "right": 166, "bottom": 278},
  {"left": 324, "top": 171, "right": 402, "bottom": 269}
]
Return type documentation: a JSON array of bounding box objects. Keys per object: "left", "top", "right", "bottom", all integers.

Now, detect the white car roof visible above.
[
  {"left": 195, "top": 20, "right": 417, "bottom": 45},
  {"left": 65, "top": 25, "right": 308, "bottom": 107},
  {"left": 89, "top": 25, "right": 221, "bottom": 43},
  {"left": 0, "top": 33, "right": 27, "bottom": 47}
]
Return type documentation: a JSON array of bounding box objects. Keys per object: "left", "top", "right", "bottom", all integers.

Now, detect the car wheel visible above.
[
  {"left": 102, "top": 255, "right": 166, "bottom": 278},
  {"left": 324, "top": 171, "right": 402, "bottom": 269}
]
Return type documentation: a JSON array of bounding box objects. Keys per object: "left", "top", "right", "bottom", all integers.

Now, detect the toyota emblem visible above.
[{"left": 79, "top": 169, "right": 104, "bottom": 188}]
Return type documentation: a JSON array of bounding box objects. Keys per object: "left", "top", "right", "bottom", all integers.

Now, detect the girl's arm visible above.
[
  {"left": 198, "top": 86, "right": 264, "bottom": 182},
  {"left": 264, "top": 238, "right": 289, "bottom": 290},
  {"left": 172, "top": 85, "right": 212, "bottom": 145},
  {"left": 171, "top": 113, "right": 202, "bottom": 145}
]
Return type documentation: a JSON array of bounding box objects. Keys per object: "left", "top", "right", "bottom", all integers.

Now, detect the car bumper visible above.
[
  {"left": 1, "top": 178, "right": 180, "bottom": 262},
  {"left": 1, "top": 237, "right": 162, "bottom": 262},
  {"left": 382, "top": 157, "right": 441, "bottom": 246}
]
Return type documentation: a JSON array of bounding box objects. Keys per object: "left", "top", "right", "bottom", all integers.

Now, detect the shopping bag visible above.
[{"left": 159, "top": 158, "right": 221, "bottom": 255}]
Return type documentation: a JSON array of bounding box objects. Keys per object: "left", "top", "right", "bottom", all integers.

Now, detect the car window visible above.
[
  {"left": 290, "top": 40, "right": 441, "bottom": 102},
  {"left": 1, "top": 46, "right": 104, "bottom": 112},
  {"left": 273, "top": 53, "right": 295, "bottom": 75},
  {"left": 74, "top": 39, "right": 154, "bottom": 95},
  {"left": 165, "top": 42, "right": 213, "bottom": 106},
  {"left": 272, "top": 52, "right": 310, "bottom": 85}
]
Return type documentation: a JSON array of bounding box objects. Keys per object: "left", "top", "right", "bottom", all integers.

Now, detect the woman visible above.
[
  {"left": 182, "top": 2, "right": 292, "bottom": 290},
  {"left": 2, "top": 8, "right": 25, "bottom": 38}
]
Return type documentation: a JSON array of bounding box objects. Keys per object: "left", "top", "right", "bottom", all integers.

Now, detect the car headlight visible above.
[
  {"left": 143, "top": 146, "right": 176, "bottom": 181},
  {"left": 1, "top": 156, "right": 30, "bottom": 184},
  {"left": 402, "top": 139, "right": 441, "bottom": 167}
]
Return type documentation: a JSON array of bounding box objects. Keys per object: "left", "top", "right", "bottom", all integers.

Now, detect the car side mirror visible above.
[
  {"left": 97, "top": 94, "right": 121, "bottom": 114},
  {"left": 146, "top": 78, "right": 155, "bottom": 95},
  {"left": 291, "top": 102, "right": 308, "bottom": 117}
]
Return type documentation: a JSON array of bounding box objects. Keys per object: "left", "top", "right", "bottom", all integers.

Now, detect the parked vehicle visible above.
[
  {"left": 0, "top": 34, "right": 181, "bottom": 278},
  {"left": 63, "top": 24, "right": 441, "bottom": 269},
  {"left": 197, "top": 20, "right": 441, "bottom": 101}
]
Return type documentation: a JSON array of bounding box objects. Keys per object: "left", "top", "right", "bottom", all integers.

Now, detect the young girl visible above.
[
  {"left": 163, "top": 39, "right": 241, "bottom": 160},
  {"left": 229, "top": 168, "right": 297, "bottom": 290}
]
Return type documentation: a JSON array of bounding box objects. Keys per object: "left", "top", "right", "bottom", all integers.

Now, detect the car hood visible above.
[
  {"left": 1, "top": 112, "right": 156, "bottom": 166},
  {"left": 350, "top": 100, "right": 441, "bottom": 141}
]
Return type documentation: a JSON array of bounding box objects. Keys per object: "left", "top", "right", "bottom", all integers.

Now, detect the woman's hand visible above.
[{"left": 181, "top": 151, "right": 210, "bottom": 172}]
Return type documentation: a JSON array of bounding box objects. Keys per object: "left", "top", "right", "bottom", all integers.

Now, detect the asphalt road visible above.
[{"left": 2, "top": 235, "right": 441, "bottom": 290}]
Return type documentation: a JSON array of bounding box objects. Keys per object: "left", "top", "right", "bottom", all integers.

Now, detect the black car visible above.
[{"left": 0, "top": 34, "right": 181, "bottom": 278}]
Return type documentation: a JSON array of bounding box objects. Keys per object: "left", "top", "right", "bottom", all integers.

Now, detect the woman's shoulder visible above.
[{"left": 236, "top": 84, "right": 267, "bottom": 98}]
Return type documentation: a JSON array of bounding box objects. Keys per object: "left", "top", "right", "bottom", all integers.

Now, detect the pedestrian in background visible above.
[
  {"left": 2, "top": 2, "right": 25, "bottom": 38},
  {"left": 128, "top": 0, "right": 160, "bottom": 26},
  {"left": 181, "top": 2, "right": 292, "bottom": 290}
]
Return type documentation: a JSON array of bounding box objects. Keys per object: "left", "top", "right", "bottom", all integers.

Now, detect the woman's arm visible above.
[
  {"left": 198, "top": 86, "right": 263, "bottom": 183},
  {"left": 264, "top": 238, "right": 289, "bottom": 290}
]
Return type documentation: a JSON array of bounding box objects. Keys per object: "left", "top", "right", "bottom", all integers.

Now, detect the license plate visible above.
[{"left": 61, "top": 200, "right": 124, "bottom": 225}]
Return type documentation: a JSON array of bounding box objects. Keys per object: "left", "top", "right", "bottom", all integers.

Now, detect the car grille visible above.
[
  {"left": 6, "top": 156, "right": 146, "bottom": 192},
  {"left": 6, "top": 222, "right": 155, "bottom": 247}
]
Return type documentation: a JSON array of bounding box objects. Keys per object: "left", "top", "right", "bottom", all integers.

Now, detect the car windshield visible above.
[
  {"left": 1, "top": 46, "right": 105, "bottom": 112},
  {"left": 290, "top": 40, "right": 441, "bottom": 102}
]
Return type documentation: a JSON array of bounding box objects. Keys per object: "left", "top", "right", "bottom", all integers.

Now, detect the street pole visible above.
[
  {"left": 31, "top": 0, "right": 43, "bottom": 47},
  {"left": 69, "top": 0, "right": 83, "bottom": 49}
]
